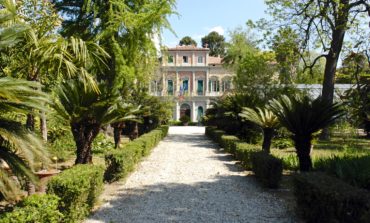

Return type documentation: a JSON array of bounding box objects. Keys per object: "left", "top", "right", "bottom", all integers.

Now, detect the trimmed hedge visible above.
[
  {"left": 234, "top": 142, "right": 260, "bottom": 170},
  {"left": 251, "top": 151, "right": 283, "bottom": 188},
  {"left": 220, "top": 135, "right": 240, "bottom": 153},
  {"left": 104, "top": 126, "right": 168, "bottom": 182},
  {"left": 294, "top": 172, "right": 370, "bottom": 223},
  {"left": 47, "top": 165, "right": 104, "bottom": 223},
  {"left": 0, "top": 194, "right": 63, "bottom": 223}
]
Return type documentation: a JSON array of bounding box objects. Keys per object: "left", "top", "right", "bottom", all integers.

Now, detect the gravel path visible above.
[{"left": 85, "top": 126, "right": 297, "bottom": 223}]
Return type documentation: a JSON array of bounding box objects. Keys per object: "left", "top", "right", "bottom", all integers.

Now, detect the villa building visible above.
[{"left": 150, "top": 45, "right": 234, "bottom": 122}]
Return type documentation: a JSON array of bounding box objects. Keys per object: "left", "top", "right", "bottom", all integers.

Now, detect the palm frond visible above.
[{"left": 239, "top": 106, "right": 279, "bottom": 129}]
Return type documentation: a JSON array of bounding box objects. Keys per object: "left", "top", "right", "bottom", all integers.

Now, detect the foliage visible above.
[
  {"left": 179, "top": 115, "right": 190, "bottom": 124},
  {"left": 47, "top": 165, "right": 104, "bottom": 223},
  {"left": 201, "top": 31, "right": 226, "bottom": 57},
  {"left": 179, "top": 36, "right": 197, "bottom": 46},
  {"left": 239, "top": 106, "right": 279, "bottom": 153},
  {"left": 315, "top": 155, "right": 370, "bottom": 190},
  {"left": 293, "top": 172, "right": 370, "bottom": 223},
  {"left": 234, "top": 142, "right": 260, "bottom": 170},
  {"left": 269, "top": 95, "right": 345, "bottom": 171},
  {"left": 0, "top": 194, "right": 63, "bottom": 223},
  {"left": 104, "top": 126, "right": 168, "bottom": 182},
  {"left": 270, "top": 27, "right": 300, "bottom": 84},
  {"left": 251, "top": 151, "right": 283, "bottom": 188},
  {"left": 219, "top": 135, "right": 240, "bottom": 153}
]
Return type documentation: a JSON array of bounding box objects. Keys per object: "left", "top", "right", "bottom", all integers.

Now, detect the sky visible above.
[{"left": 161, "top": 0, "right": 269, "bottom": 47}]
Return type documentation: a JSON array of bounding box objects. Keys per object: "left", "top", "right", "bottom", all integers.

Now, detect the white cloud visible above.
[{"left": 208, "top": 26, "right": 225, "bottom": 35}]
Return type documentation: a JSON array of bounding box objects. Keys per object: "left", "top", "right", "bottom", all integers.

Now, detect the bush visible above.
[
  {"left": 0, "top": 194, "right": 63, "bottom": 223},
  {"left": 294, "top": 172, "right": 370, "bottom": 223},
  {"left": 272, "top": 138, "right": 293, "bottom": 149},
  {"left": 234, "top": 143, "right": 260, "bottom": 170},
  {"left": 179, "top": 115, "right": 190, "bottom": 124},
  {"left": 104, "top": 126, "right": 168, "bottom": 182},
  {"left": 47, "top": 165, "right": 104, "bottom": 223},
  {"left": 205, "top": 126, "right": 217, "bottom": 138},
  {"left": 212, "top": 130, "right": 225, "bottom": 144},
  {"left": 315, "top": 155, "right": 370, "bottom": 190},
  {"left": 220, "top": 135, "right": 239, "bottom": 153},
  {"left": 251, "top": 151, "right": 283, "bottom": 188}
]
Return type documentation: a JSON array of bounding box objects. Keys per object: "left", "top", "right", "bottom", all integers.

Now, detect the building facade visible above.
[{"left": 150, "top": 45, "right": 234, "bottom": 122}]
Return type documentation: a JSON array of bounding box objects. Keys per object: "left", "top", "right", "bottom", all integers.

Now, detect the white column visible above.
[
  {"left": 175, "top": 101, "right": 180, "bottom": 121},
  {"left": 205, "top": 69, "right": 209, "bottom": 95},
  {"left": 192, "top": 71, "right": 195, "bottom": 95},
  {"left": 192, "top": 52, "right": 195, "bottom": 66},
  {"left": 192, "top": 101, "right": 196, "bottom": 122},
  {"left": 176, "top": 71, "right": 179, "bottom": 95},
  {"left": 175, "top": 52, "right": 178, "bottom": 66}
]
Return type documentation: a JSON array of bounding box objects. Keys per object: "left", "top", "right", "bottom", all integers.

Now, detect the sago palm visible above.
[
  {"left": 269, "top": 95, "right": 344, "bottom": 171},
  {"left": 239, "top": 107, "right": 279, "bottom": 153},
  {"left": 53, "top": 78, "right": 137, "bottom": 164},
  {"left": 0, "top": 78, "right": 49, "bottom": 201}
]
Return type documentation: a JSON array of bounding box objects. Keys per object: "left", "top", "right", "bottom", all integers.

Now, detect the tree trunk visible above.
[
  {"left": 40, "top": 111, "right": 47, "bottom": 142},
  {"left": 112, "top": 122, "right": 125, "bottom": 148},
  {"left": 293, "top": 135, "right": 313, "bottom": 172},
  {"left": 262, "top": 128, "right": 274, "bottom": 154},
  {"left": 129, "top": 122, "right": 139, "bottom": 141},
  {"left": 71, "top": 122, "right": 100, "bottom": 164},
  {"left": 320, "top": 1, "right": 349, "bottom": 139},
  {"left": 26, "top": 114, "right": 35, "bottom": 131}
]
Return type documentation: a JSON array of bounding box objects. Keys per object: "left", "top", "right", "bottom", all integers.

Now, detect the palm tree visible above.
[
  {"left": 0, "top": 78, "right": 49, "bottom": 201},
  {"left": 53, "top": 78, "right": 137, "bottom": 164},
  {"left": 239, "top": 107, "right": 279, "bottom": 153},
  {"left": 269, "top": 95, "right": 344, "bottom": 171}
]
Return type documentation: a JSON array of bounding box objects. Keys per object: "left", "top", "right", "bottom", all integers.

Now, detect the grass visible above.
[{"left": 271, "top": 135, "right": 370, "bottom": 170}]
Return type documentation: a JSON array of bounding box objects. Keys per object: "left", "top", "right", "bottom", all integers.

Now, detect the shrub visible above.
[
  {"left": 234, "top": 143, "right": 260, "bottom": 170},
  {"left": 294, "top": 172, "right": 370, "bottom": 223},
  {"left": 251, "top": 151, "right": 283, "bottom": 188},
  {"left": 104, "top": 126, "right": 168, "bottom": 182},
  {"left": 220, "top": 135, "right": 239, "bottom": 153},
  {"left": 212, "top": 130, "right": 225, "bottom": 144},
  {"left": 0, "top": 194, "right": 63, "bottom": 223},
  {"left": 272, "top": 138, "right": 293, "bottom": 149},
  {"left": 205, "top": 126, "right": 217, "bottom": 138},
  {"left": 179, "top": 115, "right": 190, "bottom": 124},
  {"left": 315, "top": 155, "right": 370, "bottom": 190},
  {"left": 104, "top": 147, "right": 138, "bottom": 182},
  {"left": 47, "top": 165, "right": 104, "bottom": 223}
]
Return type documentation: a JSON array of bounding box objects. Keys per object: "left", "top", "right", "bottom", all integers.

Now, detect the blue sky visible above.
[{"left": 161, "top": 0, "right": 268, "bottom": 47}]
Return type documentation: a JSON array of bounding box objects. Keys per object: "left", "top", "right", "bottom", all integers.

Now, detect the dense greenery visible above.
[{"left": 47, "top": 165, "right": 104, "bottom": 223}]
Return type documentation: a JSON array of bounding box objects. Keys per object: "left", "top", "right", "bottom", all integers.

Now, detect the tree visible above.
[
  {"left": 239, "top": 107, "right": 279, "bottom": 153},
  {"left": 265, "top": 0, "right": 370, "bottom": 106},
  {"left": 53, "top": 78, "right": 135, "bottom": 164},
  {"left": 271, "top": 27, "right": 300, "bottom": 84},
  {"left": 269, "top": 95, "right": 344, "bottom": 171},
  {"left": 201, "top": 31, "right": 225, "bottom": 56},
  {"left": 0, "top": 1, "right": 49, "bottom": 200},
  {"left": 179, "top": 36, "right": 197, "bottom": 46}
]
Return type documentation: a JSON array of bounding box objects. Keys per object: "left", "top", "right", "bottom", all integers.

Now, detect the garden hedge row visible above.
[
  {"left": 251, "top": 151, "right": 283, "bottom": 188},
  {"left": 294, "top": 172, "right": 370, "bottom": 223},
  {"left": 0, "top": 194, "right": 63, "bottom": 223},
  {"left": 104, "top": 125, "right": 169, "bottom": 182},
  {"left": 47, "top": 164, "right": 104, "bottom": 223},
  {"left": 205, "top": 126, "right": 283, "bottom": 188}
]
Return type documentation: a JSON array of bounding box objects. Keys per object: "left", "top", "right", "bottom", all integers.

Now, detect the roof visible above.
[
  {"left": 167, "top": 45, "right": 209, "bottom": 51},
  {"left": 208, "top": 56, "right": 222, "bottom": 64}
]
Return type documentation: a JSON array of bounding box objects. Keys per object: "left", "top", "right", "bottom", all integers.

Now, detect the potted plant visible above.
[{"left": 180, "top": 115, "right": 190, "bottom": 126}]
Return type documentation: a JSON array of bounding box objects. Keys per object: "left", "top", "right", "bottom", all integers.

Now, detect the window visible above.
[
  {"left": 183, "top": 56, "right": 188, "bottom": 63},
  {"left": 209, "top": 78, "right": 219, "bottom": 92},
  {"left": 222, "top": 78, "right": 232, "bottom": 92},
  {"left": 198, "top": 56, "right": 203, "bottom": 63},
  {"left": 167, "top": 80, "right": 173, "bottom": 95},
  {"left": 197, "top": 80, "right": 204, "bottom": 95},
  {"left": 168, "top": 55, "right": 174, "bottom": 63}
]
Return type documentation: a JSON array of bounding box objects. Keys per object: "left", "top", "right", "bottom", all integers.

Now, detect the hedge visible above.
[
  {"left": 220, "top": 135, "right": 240, "bottom": 153},
  {"left": 294, "top": 172, "right": 370, "bottom": 223},
  {"left": 0, "top": 194, "right": 63, "bottom": 223},
  {"left": 47, "top": 165, "right": 104, "bottom": 223},
  {"left": 104, "top": 125, "right": 168, "bottom": 182},
  {"left": 234, "top": 142, "right": 260, "bottom": 170},
  {"left": 251, "top": 151, "right": 283, "bottom": 188}
]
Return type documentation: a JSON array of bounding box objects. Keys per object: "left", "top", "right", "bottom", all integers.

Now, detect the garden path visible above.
[{"left": 85, "top": 126, "right": 297, "bottom": 223}]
